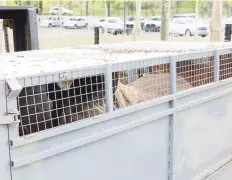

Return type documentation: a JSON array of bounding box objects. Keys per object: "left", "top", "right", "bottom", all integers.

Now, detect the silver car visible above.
[{"left": 197, "top": 25, "right": 209, "bottom": 37}]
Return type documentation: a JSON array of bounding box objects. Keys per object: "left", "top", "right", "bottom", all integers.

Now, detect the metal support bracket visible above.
[
  {"left": 168, "top": 56, "right": 176, "bottom": 180},
  {"left": 0, "top": 6, "right": 39, "bottom": 51},
  {"left": 6, "top": 78, "right": 22, "bottom": 100}
]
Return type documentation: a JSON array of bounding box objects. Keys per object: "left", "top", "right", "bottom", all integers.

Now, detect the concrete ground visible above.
[{"left": 0, "top": 27, "right": 211, "bottom": 52}]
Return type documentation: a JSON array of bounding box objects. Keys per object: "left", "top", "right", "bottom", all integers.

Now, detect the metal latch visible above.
[{"left": 0, "top": 109, "right": 20, "bottom": 125}]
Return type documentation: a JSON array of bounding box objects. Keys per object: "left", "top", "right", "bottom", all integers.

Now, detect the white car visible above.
[
  {"left": 197, "top": 22, "right": 209, "bottom": 37},
  {"left": 49, "top": 7, "right": 74, "bottom": 15},
  {"left": 40, "top": 17, "right": 63, "bottom": 28},
  {"left": 143, "top": 16, "right": 161, "bottom": 32},
  {"left": 63, "top": 17, "right": 88, "bottom": 29},
  {"left": 172, "top": 13, "right": 196, "bottom": 20},
  {"left": 95, "top": 17, "right": 124, "bottom": 35},
  {"left": 124, "top": 17, "right": 146, "bottom": 34},
  {"left": 125, "top": 17, "right": 146, "bottom": 29},
  {"left": 169, "top": 18, "right": 196, "bottom": 36}
]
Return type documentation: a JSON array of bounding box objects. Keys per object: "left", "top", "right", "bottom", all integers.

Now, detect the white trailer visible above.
[{"left": 0, "top": 41, "right": 232, "bottom": 180}]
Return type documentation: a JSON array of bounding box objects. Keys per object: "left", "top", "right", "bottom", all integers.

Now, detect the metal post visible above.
[
  {"left": 27, "top": 8, "right": 39, "bottom": 50},
  {"left": 170, "top": 57, "right": 176, "bottom": 94},
  {"left": 225, "top": 23, "right": 232, "bottom": 41},
  {"left": 214, "top": 49, "right": 220, "bottom": 82},
  {"left": 94, "top": 26, "right": 99, "bottom": 44},
  {"left": 168, "top": 56, "right": 176, "bottom": 180},
  {"left": 105, "top": 64, "right": 113, "bottom": 113}
]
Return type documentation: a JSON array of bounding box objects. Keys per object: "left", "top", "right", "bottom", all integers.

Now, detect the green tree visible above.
[
  {"left": 114, "top": 1, "right": 121, "bottom": 16},
  {"left": 148, "top": 1, "right": 161, "bottom": 16},
  {"left": 228, "top": 0, "right": 232, "bottom": 17},
  {"left": 6, "top": 0, "right": 17, "bottom": 6}
]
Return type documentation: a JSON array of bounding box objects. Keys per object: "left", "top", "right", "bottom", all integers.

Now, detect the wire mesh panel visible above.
[
  {"left": 18, "top": 73, "right": 107, "bottom": 136},
  {"left": 4, "top": 41, "right": 229, "bottom": 136},
  {"left": 112, "top": 62, "right": 171, "bottom": 109},
  {"left": 18, "top": 84, "right": 53, "bottom": 136},
  {"left": 219, "top": 53, "right": 232, "bottom": 80},
  {"left": 176, "top": 56, "right": 214, "bottom": 91}
]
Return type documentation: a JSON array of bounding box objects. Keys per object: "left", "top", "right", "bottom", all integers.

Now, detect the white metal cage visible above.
[
  {"left": 2, "top": 41, "right": 232, "bottom": 180},
  {"left": 2, "top": 41, "right": 232, "bottom": 137}
]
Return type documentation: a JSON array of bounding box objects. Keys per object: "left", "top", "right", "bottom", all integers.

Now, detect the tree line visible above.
[{"left": 5, "top": 0, "right": 232, "bottom": 18}]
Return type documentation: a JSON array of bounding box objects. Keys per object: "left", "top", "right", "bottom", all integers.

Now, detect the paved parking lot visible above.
[
  {"left": 0, "top": 26, "right": 211, "bottom": 52},
  {"left": 0, "top": 15, "right": 215, "bottom": 52},
  {"left": 39, "top": 27, "right": 210, "bottom": 47}
]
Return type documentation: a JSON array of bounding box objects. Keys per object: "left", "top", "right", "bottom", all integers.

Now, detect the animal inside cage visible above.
[
  {"left": 17, "top": 74, "right": 109, "bottom": 136},
  {"left": 2, "top": 41, "right": 232, "bottom": 137}
]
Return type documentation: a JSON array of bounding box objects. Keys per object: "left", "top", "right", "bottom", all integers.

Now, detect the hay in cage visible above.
[
  {"left": 114, "top": 73, "right": 193, "bottom": 109},
  {"left": 89, "top": 73, "right": 193, "bottom": 112}
]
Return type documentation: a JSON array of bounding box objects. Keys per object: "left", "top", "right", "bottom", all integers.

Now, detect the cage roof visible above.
[{"left": 0, "top": 41, "right": 231, "bottom": 80}]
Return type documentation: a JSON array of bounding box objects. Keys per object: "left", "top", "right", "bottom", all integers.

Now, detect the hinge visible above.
[{"left": 0, "top": 109, "right": 20, "bottom": 125}]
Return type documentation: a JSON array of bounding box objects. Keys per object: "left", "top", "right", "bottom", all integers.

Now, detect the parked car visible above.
[
  {"left": 125, "top": 17, "right": 146, "bottom": 34},
  {"left": 40, "top": 17, "right": 64, "bottom": 28},
  {"left": 143, "top": 16, "right": 161, "bottom": 32},
  {"left": 197, "top": 23, "right": 209, "bottom": 37},
  {"left": 63, "top": 17, "right": 88, "bottom": 29},
  {"left": 124, "top": 16, "right": 143, "bottom": 29},
  {"left": 119, "top": 16, "right": 135, "bottom": 23},
  {"left": 171, "top": 13, "right": 196, "bottom": 20},
  {"left": 169, "top": 17, "right": 196, "bottom": 36},
  {"left": 94, "top": 18, "right": 106, "bottom": 32},
  {"left": 126, "top": 16, "right": 135, "bottom": 21},
  {"left": 49, "top": 7, "right": 74, "bottom": 15},
  {"left": 94, "top": 17, "right": 124, "bottom": 35}
]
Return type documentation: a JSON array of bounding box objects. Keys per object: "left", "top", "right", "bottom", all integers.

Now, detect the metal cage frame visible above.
[{"left": 1, "top": 41, "right": 232, "bottom": 180}]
